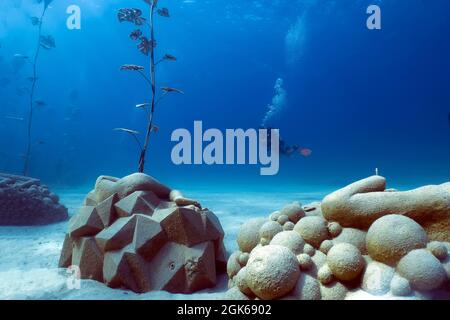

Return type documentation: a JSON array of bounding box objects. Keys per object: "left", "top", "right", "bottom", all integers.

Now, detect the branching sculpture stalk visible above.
[
  {"left": 138, "top": 3, "right": 156, "bottom": 173},
  {"left": 118, "top": 2, "right": 180, "bottom": 173},
  {"left": 23, "top": 6, "right": 48, "bottom": 176}
]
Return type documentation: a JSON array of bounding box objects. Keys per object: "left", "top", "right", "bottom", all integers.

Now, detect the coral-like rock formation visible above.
[
  {"left": 0, "top": 172, "right": 68, "bottom": 225},
  {"left": 59, "top": 173, "right": 226, "bottom": 294},
  {"left": 225, "top": 176, "right": 450, "bottom": 300}
]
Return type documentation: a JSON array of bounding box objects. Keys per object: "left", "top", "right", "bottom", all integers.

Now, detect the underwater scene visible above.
[{"left": 0, "top": 0, "right": 449, "bottom": 301}]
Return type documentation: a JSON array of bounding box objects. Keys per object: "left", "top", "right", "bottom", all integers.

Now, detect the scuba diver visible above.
[{"left": 262, "top": 127, "right": 311, "bottom": 157}]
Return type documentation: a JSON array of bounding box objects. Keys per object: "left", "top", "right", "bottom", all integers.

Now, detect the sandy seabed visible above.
[{"left": 0, "top": 187, "right": 327, "bottom": 300}]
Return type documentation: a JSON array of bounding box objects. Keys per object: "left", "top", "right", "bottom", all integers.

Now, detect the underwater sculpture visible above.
[
  {"left": 225, "top": 176, "right": 450, "bottom": 300},
  {"left": 116, "top": 1, "right": 182, "bottom": 173},
  {"left": 22, "top": 0, "right": 56, "bottom": 175},
  {"left": 321, "top": 175, "right": 450, "bottom": 241},
  {"left": 0, "top": 172, "right": 67, "bottom": 225},
  {"left": 59, "top": 173, "right": 227, "bottom": 294}
]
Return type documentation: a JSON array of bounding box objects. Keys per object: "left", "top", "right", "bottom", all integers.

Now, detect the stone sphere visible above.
[
  {"left": 397, "top": 249, "right": 446, "bottom": 291},
  {"left": 237, "top": 218, "right": 267, "bottom": 253},
  {"left": 303, "top": 243, "right": 316, "bottom": 256},
  {"left": 269, "top": 211, "right": 281, "bottom": 221},
  {"left": 297, "top": 253, "right": 313, "bottom": 270},
  {"left": 246, "top": 245, "right": 300, "bottom": 300},
  {"left": 327, "top": 243, "right": 364, "bottom": 281},
  {"left": 366, "top": 215, "right": 428, "bottom": 265},
  {"left": 260, "top": 238, "right": 270, "bottom": 246},
  {"left": 277, "top": 214, "right": 289, "bottom": 226},
  {"left": 234, "top": 267, "right": 253, "bottom": 297},
  {"left": 227, "top": 251, "right": 242, "bottom": 278},
  {"left": 333, "top": 228, "right": 367, "bottom": 255},
  {"left": 320, "top": 282, "right": 348, "bottom": 300},
  {"left": 259, "top": 221, "right": 283, "bottom": 242},
  {"left": 238, "top": 252, "right": 250, "bottom": 266},
  {"left": 270, "top": 231, "right": 305, "bottom": 255},
  {"left": 427, "top": 241, "right": 448, "bottom": 260},
  {"left": 280, "top": 202, "right": 305, "bottom": 223},
  {"left": 390, "top": 274, "right": 412, "bottom": 297},
  {"left": 286, "top": 273, "right": 321, "bottom": 300},
  {"left": 320, "top": 240, "right": 334, "bottom": 254},
  {"left": 318, "top": 265, "right": 334, "bottom": 285},
  {"left": 294, "top": 216, "right": 329, "bottom": 248},
  {"left": 327, "top": 222, "right": 342, "bottom": 237},
  {"left": 362, "top": 261, "right": 395, "bottom": 296},
  {"left": 283, "top": 221, "right": 295, "bottom": 231}
]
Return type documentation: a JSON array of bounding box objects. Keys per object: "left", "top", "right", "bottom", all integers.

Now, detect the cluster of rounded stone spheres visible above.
[{"left": 225, "top": 176, "right": 450, "bottom": 300}]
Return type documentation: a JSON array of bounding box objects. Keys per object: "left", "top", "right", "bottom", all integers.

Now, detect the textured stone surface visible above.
[
  {"left": 427, "top": 241, "right": 448, "bottom": 260},
  {"left": 72, "top": 237, "right": 104, "bottom": 282},
  {"left": 333, "top": 228, "right": 367, "bottom": 255},
  {"left": 0, "top": 173, "right": 68, "bottom": 225},
  {"left": 259, "top": 221, "right": 283, "bottom": 243},
  {"left": 270, "top": 231, "right": 305, "bottom": 255},
  {"left": 95, "top": 173, "right": 171, "bottom": 202},
  {"left": 227, "top": 177, "right": 450, "bottom": 300},
  {"left": 362, "top": 261, "right": 395, "bottom": 296},
  {"left": 227, "top": 251, "right": 242, "bottom": 279},
  {"left": 60, "top": 173, "right": 226, "bottom": 294},
  {"left": 153, "top": 207, "right": 206, "bottom": 247},
  {"left": 397, "top": 249, "right": 446, "bottom": 291},
  {"left": 294, "top": 216, "right": 329, "bottom": 248},
  {"left": 320, "top": 281, "right": 348, "bottom": 300},
  {"left": 280, "top": 202, "right": 305, "bottom": 223},
  {"left": 103, "top": 244, "right": 152, "bottom": 293},
  {"left": 132, "top": 214, "right": 166, "bottom": 260},
  {"left": 366, "top": 215, "right": 428, "bottom": 265},
  {"left": 68, "top": 206, "right": 103, "bottom": 238},
  {"left": 234, "top": 267, "right": 253, "bottom": 297},
  {"left": 236, "top": 218, "right": 267, "bottom": 253},
  {"left": 321, "top": 176, "right": 450, "bottom": 239},
  {"left": 284, "top": 273, "right": 321, "bottom": 300},
  {"left": 96, "top": 194, "right": 119, "bottom": 227},
  {"left": 114, "top": 191, "right": 160, "bottom": 217},
  {"left": 390, "top": 274, "right": 412, "bottom": 297},
  {"left": 95, "top": 216, "right": 138, "bottom": 252},
  {"left": 58, "top": 234, "right": 73, "bottom": 268},
  {"left": 246, "top": 245, "right": 300, "bottom": 300}
]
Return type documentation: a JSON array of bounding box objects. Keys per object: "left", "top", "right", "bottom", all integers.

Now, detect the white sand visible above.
[{"left": 3, "top": 188, "right": 445, "bottom": 300}]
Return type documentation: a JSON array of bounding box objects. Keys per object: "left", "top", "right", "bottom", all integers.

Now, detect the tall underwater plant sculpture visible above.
[
  {"left": 23, "top": 0, "right": 56, "bottom": 175},
  {"left": 117, "top": 0, "right": 183, "bottom": 173}
]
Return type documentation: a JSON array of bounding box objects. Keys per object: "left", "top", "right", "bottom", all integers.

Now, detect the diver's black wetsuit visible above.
[{"left": 263, "top": 127, "right": 299, "bottom": 156}]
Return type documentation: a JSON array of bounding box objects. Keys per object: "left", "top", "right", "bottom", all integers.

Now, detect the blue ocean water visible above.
[{"left": 0, "top": 0, "right": 449, "bottom": 192}]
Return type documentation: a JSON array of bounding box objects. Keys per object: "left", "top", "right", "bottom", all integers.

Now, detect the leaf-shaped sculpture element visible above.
[
  {"left": 138, "top": 37, "right": 156, "bottom": 56},
  {"left": 161, "top": 87, "right": 184, "bottom": 94},
  {"left": 120, "top": 64, "right": 145, "bottom": 71},
  {"left": 40, "top": 35, "right": 56, "bottom": 50},
  {"left": 34, "top": 100, "right": 47, "bottom": 107},
  {"left": 118, "top": 8, "right": 146, "bottom": 25},
  {"left": 130, "top": 29, "right": 142, "bottom": 41},
  {"left": 114, "top": 128, "right": 140, "bottom": 135},
  {"left": 136, "top": 103, "right": 150, "bottom": 109},
  {"left": 163, "top": 54, "right": 177, "bottom": 61},
  {"left": 30, "top": 17, "right": 40, "bottom": 26},
  {"left": 36, "top": 0, "right": 53, "bottom": 9},
  {"left": 157, "top": 8, "right": 170, "bottom": 18}
]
